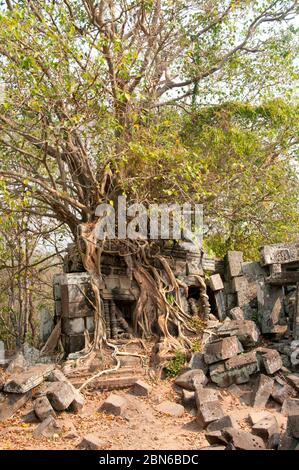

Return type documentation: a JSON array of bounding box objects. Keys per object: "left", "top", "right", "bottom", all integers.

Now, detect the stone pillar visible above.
[
  {"left": 110, "top": 300, "right": 118, "bottom": 339},
  {"left": 257, "top": 279, "right": 284, "bottom": 334},
  {"left": 103, "top": 299, "right": 111, "bottom": 339},
  {"left": 226, "top": 251, "right": 243, "bottom": 278},
  {"left": 294, "top": 283, "right": 299, "bottom": 340},
  {"left": 209, "top": 274, "right": 226, "bottom": 321},
  {"left": 214, "top": 291, "right": 226, "bottom": 321}
]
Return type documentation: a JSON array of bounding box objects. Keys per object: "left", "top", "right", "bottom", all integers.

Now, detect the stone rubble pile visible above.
[
  {"left": 0, "top": 333, "right": 298, "bottom": 449},
  {"left": 173, "top": 312, "right": 299, "bottom": 450},
  {"left": 0, "top": 351, "right": 85, "bottom": 438},
  {"left": 1, "top": 241, "right": 299, "bottom": 449},
  {"left": 200, "top": 317, "right": 284, "bottom": 388}
]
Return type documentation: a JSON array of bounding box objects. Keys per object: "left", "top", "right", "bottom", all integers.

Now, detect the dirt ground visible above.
[{"left": 0, "top": 378, "right": 287, "bottom": 450}]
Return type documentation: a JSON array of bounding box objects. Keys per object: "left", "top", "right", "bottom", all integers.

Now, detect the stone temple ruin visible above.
[
  {"left": 53, "top": 242, "right": 216, "bottom": 353},
  {"left": 53, "top": 241, "right": 299, "bottom": 356}
]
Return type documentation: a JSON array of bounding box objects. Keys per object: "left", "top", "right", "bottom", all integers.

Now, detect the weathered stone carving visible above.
[{"left": 260, "top": 242, "right": 299, "bottom": 266}]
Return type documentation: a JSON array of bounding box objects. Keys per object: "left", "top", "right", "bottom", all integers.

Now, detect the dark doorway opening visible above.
[
  {"left": 188, "top": 285, "right": 200, "bottom": 300},
  {"left": 115, "top": 300, "right": 136, "bottom": 328},
  {"left": 206, "top": 285, "right": 217, "bottom": 316}
]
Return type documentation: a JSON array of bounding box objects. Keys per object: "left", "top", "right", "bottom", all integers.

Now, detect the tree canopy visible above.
[{"left": 0, "top": 0, "right": 298, "bottom": 257}]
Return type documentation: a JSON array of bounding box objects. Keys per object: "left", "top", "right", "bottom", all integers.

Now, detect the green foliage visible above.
[
  {"left": 164, "top": 351, "right": 186, "bottom": 378},
  {"left": 252, "top": 310, "right": 259, "bottom": 324},
  {"left": 0, "top": 1, "right": 297, "bottom": 257},
  {"left": 125, "top": 99, "right": 299, "bottom": 259},
  {"left": 165, "top": 294, "right": 175, "bottom": 306},
  {"left": 188, "top": 316, "right": 206, "bottom": 336},
  {"left": 0, "top": 1, "right": 297, "bottom": 350},
  {"left": 191, "top": 338, "right": 202, "bottom": 353},
  {"left": 181, "top": 99, "right": 299, "bottom": 258}
]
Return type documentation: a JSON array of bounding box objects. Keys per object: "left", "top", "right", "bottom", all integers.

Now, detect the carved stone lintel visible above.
[{"left": 260, "top": 243, "right": 299, "bottom": 266}]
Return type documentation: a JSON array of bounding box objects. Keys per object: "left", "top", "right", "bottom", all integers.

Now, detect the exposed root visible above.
[
  {"left": 78, "top": 223, "right": 106, "bottom": 350},
  {"left": 75, "top": 222, "right": 210, "bottom": 376},
  {"left": 78, "top": 340, "right": 121, "bottom": 392},
  {"left": 78, "top": 340, "right": 147, "bottom": 391}
]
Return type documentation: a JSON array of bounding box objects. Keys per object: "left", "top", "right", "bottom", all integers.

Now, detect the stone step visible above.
[
  {"left": 73, "top": 375, "right": 141, "bottom": 391},
  {"left": 70, "top": 366, "right": 145, "bottom": 390}
]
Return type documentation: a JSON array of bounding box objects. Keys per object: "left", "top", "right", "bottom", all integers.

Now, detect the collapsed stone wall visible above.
[
  {"left": 209, "top": 244, "right": 299, "bottom": 341},
  {"left": 54, "top": 244, "right": 217, "bottom": 353},
  {"left": 52, "top": 242, "right": 299, "bottom": 356}
]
